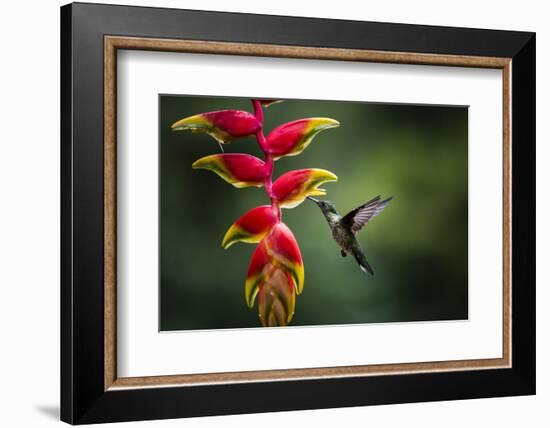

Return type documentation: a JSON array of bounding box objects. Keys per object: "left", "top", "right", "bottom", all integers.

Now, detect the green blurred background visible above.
[{"left": 159, "top": 95, "right": 468, "bottom": 331}]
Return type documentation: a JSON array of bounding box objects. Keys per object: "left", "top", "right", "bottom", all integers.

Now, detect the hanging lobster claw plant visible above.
[{"left": 172, "top": 100, "right": 339, "bottom": 326}]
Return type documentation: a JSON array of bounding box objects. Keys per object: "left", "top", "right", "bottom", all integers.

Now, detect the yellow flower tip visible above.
[
  {"left": 171, "top": 114, "right": 210, "bottom": 131},
  {"left": 322, "top": 170, "right": 338, "bottom": 181},
  {"left": 221, "top": 224, "right": 238, "bottom": 249},
  {"left": 191, "top": 155, "right": 217, "bottom": 170},
  {"left": 245, "top": 283, "right": 259, "bottom": 308},
  {"left": 221, "top": 240, "right": 233, "bottom": 250},
  {"left": 221, "top": 224, "right": 262, "bottom": 249},
  {"left": 310, "top": 188, "right": 327, "bottom": 196},
  {"left": 231, "top": 181, "right": 264, "bottom": 189},
  {"left": 221, "top": 233, "right": 235, "bottom": 250},
  {"left": 295, "top": 268, "right": 304, "bottom": 295},
  {"left": 309, "top": 168, "right": 338, "bottom": 183},
  {"left": 310, "top": 117, "right": 341, "bottom": 131}
]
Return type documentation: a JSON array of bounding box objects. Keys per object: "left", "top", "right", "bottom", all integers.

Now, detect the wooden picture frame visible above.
[{"left": 61, "top": 2, "right": 535, "bottom": 424}]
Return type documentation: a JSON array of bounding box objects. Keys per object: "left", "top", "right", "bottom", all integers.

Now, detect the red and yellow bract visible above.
[
  {"left": 172, "top": 109, "right": 261, "bottom": 144},
  {"left": 222, "top": 205, "right": 278, "bottom": 249},
  {"left": 266, "top": 117, "right": 340, "bottom": 159},
  {"left": 192, "top": 154, "right": 267, "bottom": 188},
  {"left": 273, "top": 168, "right": 338, "bottom": 209}
]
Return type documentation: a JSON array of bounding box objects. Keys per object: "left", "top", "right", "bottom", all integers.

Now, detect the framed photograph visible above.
[{"left": 61, "top": 2, "right": 535, "bottom": 424}]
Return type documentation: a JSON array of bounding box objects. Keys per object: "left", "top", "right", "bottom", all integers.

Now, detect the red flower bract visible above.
[
  {"left": 172, "top": 109, "right": 260, "bottom": 144},
  {"left": 273, "top": 168, "right": 338, "bottom": 208},
  {"left": 266, "top": 117, "right": 339, "bottom": 159},
  {"left": 222, "top": 206, "right": 278, "bottom": 249},
  {"left": 192, "top": 153, "right": 267, "bottom": 188},
  {"left": 204, "top": 110, "right": 261, "bottom": 137}
]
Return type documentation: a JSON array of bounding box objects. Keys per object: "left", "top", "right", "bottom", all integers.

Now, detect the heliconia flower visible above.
[
  {"left": 176, "top": 97, "right": 342, "bottom": 327},
  {"left": 273, "top": 168, "right": 338, "bottom": 209},
  {"left": 221, "top": 205, "right": 278, "bottom": 249},
  {"left": 266, "top": 118, "right": 340, "bottom": 159},
  {"left": 171, "top": 110, "right": 261, "bottom": 144},
  {"left": 257, "top": 267, "right": 295, "bottom": 327},
  {"left": 257, "top": 99, "right": 283, "bottom": 108},
  {"left": 245, "top": 223, "right": 304, "bottom": 307},
  {"left": 192, "top": 154, "right": 267, "bottom": 188}
]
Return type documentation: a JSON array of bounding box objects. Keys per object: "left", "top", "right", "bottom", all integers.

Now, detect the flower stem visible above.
[{"left": 252, "top": 99, "right": 280, "bottom": 221}]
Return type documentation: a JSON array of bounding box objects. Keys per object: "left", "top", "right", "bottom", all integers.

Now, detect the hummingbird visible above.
[{"left": 307, "top": 195, "right": 393, "bottom": 275}]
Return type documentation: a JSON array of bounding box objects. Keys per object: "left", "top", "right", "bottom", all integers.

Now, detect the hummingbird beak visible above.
[{"left": 307, "top": 196, "right": 320, "bottom": 204}]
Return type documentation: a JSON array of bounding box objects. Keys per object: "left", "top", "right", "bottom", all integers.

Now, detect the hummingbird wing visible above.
[{"left": 341, "top": 195, "right": 393, "bottom": 233}]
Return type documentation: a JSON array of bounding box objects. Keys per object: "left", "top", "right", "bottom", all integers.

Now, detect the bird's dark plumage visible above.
[
  {"left": 352, "top": 247, "right": 374, "bottom": 275},
  {"left": 341, "top": 195, "right": 394, "bottom": 233},
  {"left": 308, "top": 195, "right": 392, "bottom": 275}
]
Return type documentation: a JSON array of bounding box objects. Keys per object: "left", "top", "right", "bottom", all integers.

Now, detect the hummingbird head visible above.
[{"left": 307, "top": 196, "right": 338, "bottom": 215}]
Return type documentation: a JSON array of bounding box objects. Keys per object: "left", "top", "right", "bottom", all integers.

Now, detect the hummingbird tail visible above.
[{"left": 352, "top": 249, "right": 374, "bottom": 275}]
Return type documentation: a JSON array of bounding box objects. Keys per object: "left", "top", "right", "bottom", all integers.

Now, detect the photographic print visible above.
[
  {"left": 62, "top": 7, "right": 534, "bottom": 422},
  {"left": 160, "top": 95, "right": 468, "bottom": 330}
]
